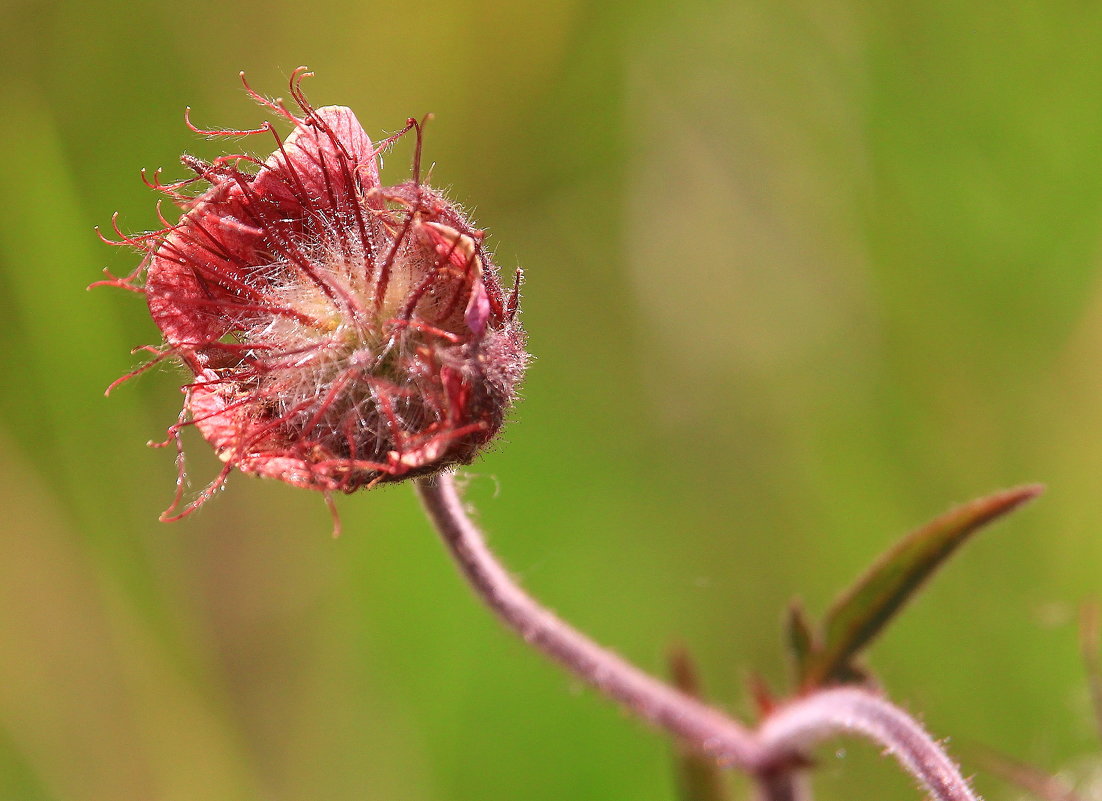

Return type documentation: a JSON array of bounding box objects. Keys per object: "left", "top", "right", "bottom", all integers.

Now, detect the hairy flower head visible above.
[{"left": 99, "top": 70, "right": 527, "bottom": 520}]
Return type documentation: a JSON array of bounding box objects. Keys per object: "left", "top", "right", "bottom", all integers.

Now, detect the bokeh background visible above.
[{"left": 2, "top": 1, "right": 1102, "bottom": 799}]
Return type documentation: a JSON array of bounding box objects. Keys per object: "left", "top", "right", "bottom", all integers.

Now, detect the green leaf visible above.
[
  {"left": 667, "top": 648, "right": 730, "bottom": 801},
  {"left": 784, "top": 601, "right": 815, "bottom": 682},
  {"left": 801, "top": 484, "right": 1044, "bottom": 689}
]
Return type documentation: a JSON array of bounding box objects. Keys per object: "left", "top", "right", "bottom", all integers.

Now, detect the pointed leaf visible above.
[
  {"left": 784, "top": 600, "right": 815, "bottom": 682},
  {"left": 746, "top": 671, "right": 775, "bottom": 718},
  {"left": 667, "top": 648, "right": 730, "bottom": 801},
  {"left": 802, "top": 484, "right": 1043, "bottom": 688}
]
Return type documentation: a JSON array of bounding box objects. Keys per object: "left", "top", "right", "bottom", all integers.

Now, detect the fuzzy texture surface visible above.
[{"left": 103, "top": 72, "right": 526, "bottom": 518}]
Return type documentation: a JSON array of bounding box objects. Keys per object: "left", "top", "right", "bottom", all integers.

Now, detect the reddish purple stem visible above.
[
  {"left": 414, "top": 471, "right": 983, "bottom": 801},
  {"left": 758, "top": 687, "right": 981, "bottom": 801},
  {"left": 414, "top": 471, "right": 760, "bottom": 767}
]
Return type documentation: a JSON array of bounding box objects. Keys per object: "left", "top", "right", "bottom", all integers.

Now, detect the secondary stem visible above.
[
  {"left": 752, "top": 770, "right": 811, "bottom": 801},
  {"left": 757, "top": 687, "right": 981, "bottom": 801}
]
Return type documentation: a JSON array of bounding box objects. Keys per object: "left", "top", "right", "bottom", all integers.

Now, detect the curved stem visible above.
[
  {"left": 757, "top": 686, "right": 980, "bottom": 801},
  {"left": 415, "top": 471, "right": 982, "bottom": 801},
  {"left": 414, "top": 472, "right": 762, "bottom": 769}
]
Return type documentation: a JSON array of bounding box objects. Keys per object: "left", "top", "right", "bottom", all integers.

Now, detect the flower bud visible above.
[{"left": 100, "top": 70, "right": 527, "bottom": 519}]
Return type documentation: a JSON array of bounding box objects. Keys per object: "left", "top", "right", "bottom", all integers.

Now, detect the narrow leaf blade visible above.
[
  {"left": 803, "top": 484, "right": 1043, "bottom": 688},
  {"left": 784, "top": 600, "right": 815, "bottom": 682}
]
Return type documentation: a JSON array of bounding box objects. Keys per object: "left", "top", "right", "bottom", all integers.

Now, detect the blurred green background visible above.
[{"left": 2, "top": 0, "right": 1102, "bottom": 799}]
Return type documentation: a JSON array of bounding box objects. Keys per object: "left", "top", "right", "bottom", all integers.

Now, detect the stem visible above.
[
  {"left": 757, "top": 686, "right": 980, "bottom": 801},
  {"left": 753, "top": 770, "right": 811, "bottom": 801},
  {"left": 415, "top": 472, "right": 983, "bottom": 801},
  {"left": 414, "top": 472, "right": 761, "bottom": 769}
]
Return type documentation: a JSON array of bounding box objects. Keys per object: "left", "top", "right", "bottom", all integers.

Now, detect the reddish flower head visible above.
[{"left": 100, "top": 70, "right": 527, "bottom": 520}]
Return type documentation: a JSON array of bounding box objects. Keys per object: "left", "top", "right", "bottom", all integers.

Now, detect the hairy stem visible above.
[
  {"left": 415, "top": 472, "right": 982, "bottom": 801},
  {"left": 757, "top": 686, "right": 980, "bottom": 801},
  {"left": 414, "top": 472, "right": 761, "bottom": 769}
]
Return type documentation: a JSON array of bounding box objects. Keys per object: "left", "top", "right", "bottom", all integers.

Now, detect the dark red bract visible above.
[{"left": 99, "top": 70, "right": 526, "bottom": 520}]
